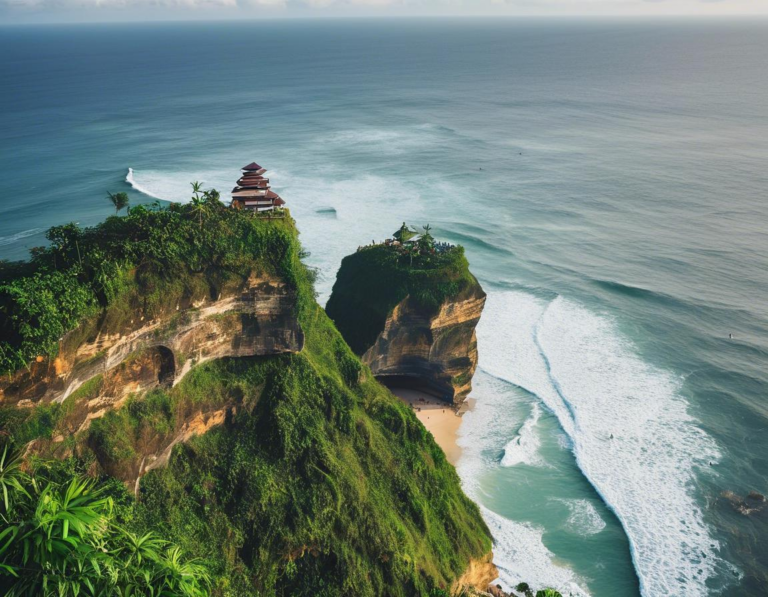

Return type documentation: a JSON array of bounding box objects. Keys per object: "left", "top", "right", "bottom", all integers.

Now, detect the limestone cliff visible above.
[
  {"left": 326, "top": 244, "right": 485, "bottom": 406},
  {"left": 361, "top": 281, "right": 485, "bottom": 406},
  {"left": 1, "top": 273, "right": 302, "bottom": 482},
  {"left": 0, "top": 205, "right": 495, "bottom": 597},
  {"left": 1, "top": 274, "right": 302, "bottom": 410}
]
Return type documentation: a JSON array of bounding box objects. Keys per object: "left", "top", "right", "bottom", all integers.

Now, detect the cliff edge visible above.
[
  {"left": 0, "top": 202, "right": 493, "bottom": 596},
  {"left": 326, "top": 242, "right": 485, "bottom": 406}
]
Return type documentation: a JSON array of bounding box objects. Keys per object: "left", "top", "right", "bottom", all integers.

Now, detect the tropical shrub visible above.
[{"left": 0, "top": 446, "right": 211, "bottom": 597}]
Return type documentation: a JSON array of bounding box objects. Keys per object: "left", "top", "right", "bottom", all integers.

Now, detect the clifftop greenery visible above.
[
  {"left": 0, "top": 191, "right": 303, "bottom": 377},
  {"left": 0, "top": 197, "right": 493, "bottom": 596},
  {"left": 325, "top": 239, "right": 478, "bottom": 355}
]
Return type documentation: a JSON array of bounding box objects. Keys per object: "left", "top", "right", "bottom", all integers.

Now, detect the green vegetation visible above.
[
  {"left": 0, "top": 446, "right": 210, "bottom": 597},
  {"left": 325, "top": 241, "right": 478, "bottom": 355},
  {"left": 89, "top": 300, "right": 491, "bottom": 596},
  {"left": 514, "top": 583, "right": 563, "bottom": 597},
  {"left": 0, "top": 190, "right": 303, "bottom": 377},
  {"left": 1, "top": 200, "right": 493, "bottom": 596},
  {"left": 106, "top": 191, "right": 130, "bottom": 215}
]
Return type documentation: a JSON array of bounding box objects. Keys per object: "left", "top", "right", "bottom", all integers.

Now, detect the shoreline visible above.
[{"left": 390, "top": 387, "right": 464, "bottom": 466}]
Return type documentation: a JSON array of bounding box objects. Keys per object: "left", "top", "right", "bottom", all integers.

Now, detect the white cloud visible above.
[{"left": 1, "top": 0, "right": 767, "bottom": 18}]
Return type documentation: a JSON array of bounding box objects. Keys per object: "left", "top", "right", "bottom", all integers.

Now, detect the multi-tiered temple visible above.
[{"left": 230, "top": 162, "right": 286, "bottom": 212}]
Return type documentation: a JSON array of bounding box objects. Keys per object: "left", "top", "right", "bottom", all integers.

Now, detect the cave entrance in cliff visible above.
[
  {"left": 376, "top": 375, "right": 448, "bottom": 402},
  {"left": 151, "top": 346, "right": 176, "bottom": 387}
]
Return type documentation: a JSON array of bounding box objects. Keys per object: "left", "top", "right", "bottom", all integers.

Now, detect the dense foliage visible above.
[
  {"left": 98, "top": 301, "right": 492, "bottom": 596},
  {"left": 0, "top": 446, "right": 210, "bottom": 597},
  {"left": 325, "top": 244, "right": 478, "bottom": 355},
  {"left": 1, "top": 201, "right": 493, "bottom": 596},
  {"left": 0, "top": 193, "right": 302, "bottom": 376}
]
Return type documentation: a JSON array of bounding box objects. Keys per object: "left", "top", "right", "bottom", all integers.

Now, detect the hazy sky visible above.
[{"left": 1, "top": 0, "right": 767, "bottom": 24}]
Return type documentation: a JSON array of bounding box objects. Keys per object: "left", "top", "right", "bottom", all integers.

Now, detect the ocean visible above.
[{"left": 1, "top": 18, "right": 767, "bottom": 596}]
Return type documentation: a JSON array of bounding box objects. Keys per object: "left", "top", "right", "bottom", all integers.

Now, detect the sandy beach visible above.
[{"left": 390, "top": 387, "right": 463, "bottom": 465}]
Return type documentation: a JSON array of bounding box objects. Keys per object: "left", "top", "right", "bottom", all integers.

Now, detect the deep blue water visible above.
[{"left": 2, "top": 18, "right": 768, "bottom": 596}]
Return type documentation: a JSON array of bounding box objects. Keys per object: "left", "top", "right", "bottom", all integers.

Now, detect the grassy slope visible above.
[
  {"left": 126, "top": 302, "right": 491, "bottom": 596},
  {"left": 325, "top": 245, "right": 477, "bottom": 356},
  {"left": 1, "top": 207, "right": 492, "bottom": 596}
]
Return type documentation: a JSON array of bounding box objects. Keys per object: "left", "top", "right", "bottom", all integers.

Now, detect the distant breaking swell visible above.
[
  {"left": 0, "top": 228, "right": 43, "bottom": 247},
  {"left": 126, "top": 168, "right": 165, "bottom": 200},
  {"left": 477, "top": 291, "right": 729, "bottom": 596}
]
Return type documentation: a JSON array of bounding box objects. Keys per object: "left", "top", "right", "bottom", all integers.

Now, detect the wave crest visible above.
[{"left": 478, "top": 290, "right": 726, "bottom": 596}]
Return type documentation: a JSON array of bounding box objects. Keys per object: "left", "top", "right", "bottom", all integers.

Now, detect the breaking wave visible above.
[
  {"left": 0, "top": 228, "right": 43, "bottom": 247},
  {"left": 478, "top": 290, "right": 725, "bottom": 596},
  {"left": 481, "top": 507, "right": 590, "bottom": 597},
  {"left": 553, "top": 498, "right": 607, "bottom": 536},
  {"left": 500, "top": 403, "right": 544, "bottom": 468},
  {"left": 458, "top": 372, "right": 591, "bottom": 596}
]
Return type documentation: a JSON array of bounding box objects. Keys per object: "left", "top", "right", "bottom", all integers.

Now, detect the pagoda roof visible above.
[
  {"left": 242, "top": 162, "right": 265, "bottom": 171},
  {"left": 237, "top": 179, "right": 269, "bottom": 188},
  {"left": 232, "top": 187, "right": 268, "bottom": 195}
]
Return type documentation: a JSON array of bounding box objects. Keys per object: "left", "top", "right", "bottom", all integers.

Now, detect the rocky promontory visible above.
[
  {"left": 326, "top": 237, "right": 485, "bottom": 406},
  {"left": 0, "top": 204, "right": 493, "bottom": 596}
]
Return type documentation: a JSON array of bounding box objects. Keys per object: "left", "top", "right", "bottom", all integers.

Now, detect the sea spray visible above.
[{"left": 479, "top": 290, "right": 725, "bottom": 596}]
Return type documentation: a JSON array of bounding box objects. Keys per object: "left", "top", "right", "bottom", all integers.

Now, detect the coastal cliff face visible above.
[
  {"left": 1, "top": 273, "right": 303, "bottom": 484},
  {"left": 1, "top": 274, "right": 302, "bottom": 410},
  {"left": 1, "top": 206, "right": 493, "bottom": 596},
  {"left": 326, "top": 244, "right": 485, "bottom": 407},
  {"left": 362, "top": 282, "right": 485, "bottom": 406}
]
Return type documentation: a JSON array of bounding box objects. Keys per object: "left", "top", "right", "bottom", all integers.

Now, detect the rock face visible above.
[
  {"left": 452, "top": 551, "right": 499, "bottom": 595},
  {"left": 362, "top": 282, "right": 485, "bottom": 406},
  {"left": 1, "top": 273, "right": 303, "bottom": 442}
]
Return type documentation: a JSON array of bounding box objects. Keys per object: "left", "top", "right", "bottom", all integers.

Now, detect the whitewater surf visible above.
[{"left": 478, "top": 290, "right": 726, "bottom": 596}]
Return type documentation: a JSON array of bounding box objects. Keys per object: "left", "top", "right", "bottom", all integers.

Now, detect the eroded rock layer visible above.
[
  {"left": 1, "top": 274, "right": 302, "bottom": 439},
  {"left": 362, "top": 282, "right": 485, "bottom": 406}
]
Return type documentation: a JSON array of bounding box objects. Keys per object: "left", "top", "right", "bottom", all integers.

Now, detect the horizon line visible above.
[{"left": 4, "top": 13, "right": 768, "bottom": 26}]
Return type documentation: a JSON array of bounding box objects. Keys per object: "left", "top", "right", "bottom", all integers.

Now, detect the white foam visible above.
[
  {"left": 481, "top": 507, "right": 590, "bottom": 597},
  {"left": 126, "top": 167, "right": 231, "bottom": 204},
  {"left": 553, "top": 498, "right": 607, "bottom": 536},
  {"left": 478, "top": 291, "right": 725, "bottom": 596},
  {"left": 500, "top": 403, "right": 544, "bottom": 468},
  {"left": 271, "top": 171, "right": 432, "bottom": 303},
  {"left": 0, "top": 227, "right": 43, "bottom": 247},
  {"left": 457, "top": 373, "right": 591, "bottom": 596},
  {"left": 323, "top": 125, "right": 446, "bottom": 155}
]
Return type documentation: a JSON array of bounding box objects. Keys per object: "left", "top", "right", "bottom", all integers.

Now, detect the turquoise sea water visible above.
[{"left": 2, "top": 18, "right": 768, "bottom": 596}]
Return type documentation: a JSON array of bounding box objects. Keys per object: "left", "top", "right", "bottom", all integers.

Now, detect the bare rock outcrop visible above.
[
  {"left": 1, "top": 274, "right": 302, "bottom": 411},
  {"left": 362, "top": 282, "right": 485, "bottom": 406},
  {"left": 1, "top": 274, "right": 303, "bottom": 479}
]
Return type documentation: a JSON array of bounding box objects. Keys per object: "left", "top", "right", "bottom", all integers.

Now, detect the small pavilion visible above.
[{"left": 230, "top": 162, "right": 286, "bottom": 212}]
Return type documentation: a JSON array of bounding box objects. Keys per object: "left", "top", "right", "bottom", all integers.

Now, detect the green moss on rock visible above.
[{"left": 325, "top": 245, "right": 477, "bottom": 355}]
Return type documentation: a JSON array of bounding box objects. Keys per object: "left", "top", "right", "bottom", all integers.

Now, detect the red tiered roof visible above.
[
  {"left": 231, "top": 161, "right": 285, "bottom": 212},
  {"left": 237, "top": 178, "right": 269, "bottom": 189}
]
